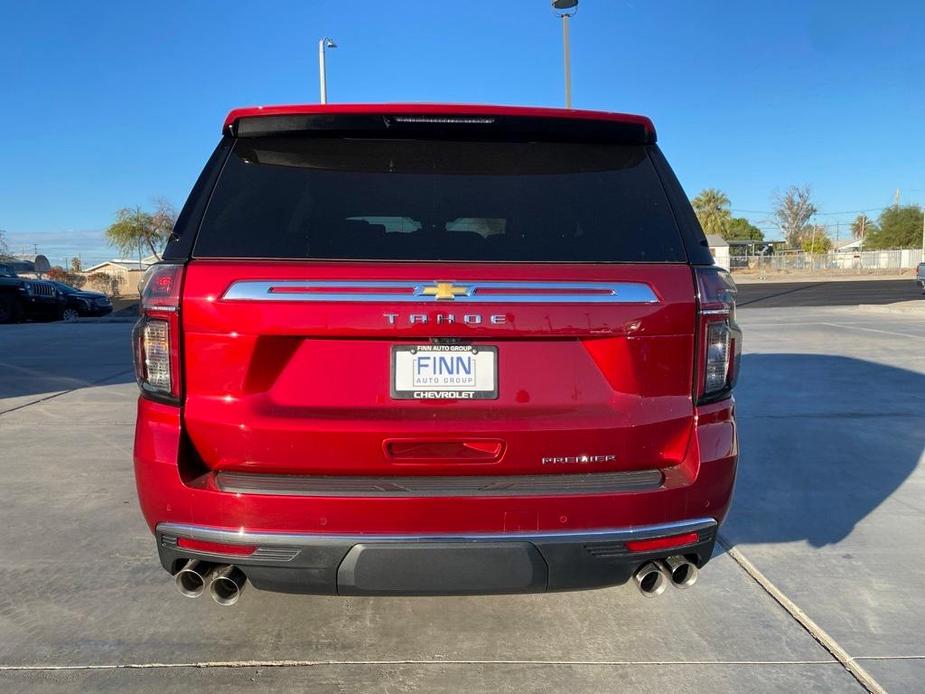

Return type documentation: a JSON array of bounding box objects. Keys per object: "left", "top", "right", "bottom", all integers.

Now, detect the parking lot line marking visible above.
[
  {"left": 0, "top": 659, "right": 840, "bottom": 671},
  {"left": 854, "top": 656, "right": 925, "bottom": 661},
  {"left": 718, "top": 536, "right": 885, "bottom": 694},
  {"left": 820, "top": 322, "right": 925, "bottom": 340}
]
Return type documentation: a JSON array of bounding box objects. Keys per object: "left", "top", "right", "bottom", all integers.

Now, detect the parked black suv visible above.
[
  {"left": 0, "top": 264, "right": 65, "bottom": 323},
  {"left": 47, "top": 281, "right": 113, "bottom": 320}
]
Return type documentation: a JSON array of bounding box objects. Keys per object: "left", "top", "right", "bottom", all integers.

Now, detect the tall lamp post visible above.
[
  {"left": 318, "top": 37, "right": 337, "bottom": 104},
  {"left": 552, "top": 0, "right": 578, "bottom": 108}
]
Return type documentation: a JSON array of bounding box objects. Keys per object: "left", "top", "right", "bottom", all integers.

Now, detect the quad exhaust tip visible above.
[
  {"left": 662, "top": 555, "right": 699, "bottom": 589},
  {"left": 209, "top": 565, "right": 247, "bottom": 606},
  {"left": 633, "top": 555, "right": 700, "bottom": 596},
  {"left": 634, "top": 561, "right": 669, "bottom": 597},
  {"left": 175, "top": 560, "right": 217, "bottom": 598}
]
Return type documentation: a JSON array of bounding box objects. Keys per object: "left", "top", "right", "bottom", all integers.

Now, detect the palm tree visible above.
[
  {"left": 691, "top": 189, "right": 732, "bottom": 237},
  {"left": 850, "top": 214, "right": 875, "bottom": 240}
]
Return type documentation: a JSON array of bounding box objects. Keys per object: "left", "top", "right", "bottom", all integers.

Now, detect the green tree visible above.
[
  {"left": 70, "top": 257, "right": 82, "bottom": 273},
  {"left": 104, "top": 200, "right": 176, "bottom": 259},
  {"left": 850, "top": 214, "right": 877, "bottom": 241},
  {"left": 864, "top": 205, "right": 923, "bottom": 249},
  {"left": 772, "top": 185, "right": 817, "bottom": 248},
  {"left": 800, "top": 225, "right": 832, "bottom": 253},
  {"left": 726, "top": 217, "right": 764, "bottom": 241},
  {"left": 691, "top": 189, "right": 732, "bottom": 237}
]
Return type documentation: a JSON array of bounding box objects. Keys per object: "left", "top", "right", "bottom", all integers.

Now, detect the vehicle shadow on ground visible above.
[
  {"left": 0, "top": 324, "right": 134, "bottom": 404},
  {"left": 723, "top": 353, "right": 925, "bottom": 547}
]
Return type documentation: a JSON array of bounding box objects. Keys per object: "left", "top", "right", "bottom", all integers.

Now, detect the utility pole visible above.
[
  {"left": 552, "top": 1, "right": 579, "bottom": 109},
  {"left": 894, "top": 188, "right": 901, "bottom": 207},
  {"left": 859, "top": 215, "right": 866, "bottom": 271}
]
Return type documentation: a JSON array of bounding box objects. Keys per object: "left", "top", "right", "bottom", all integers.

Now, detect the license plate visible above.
[{"left": 391, "top": 345, "right": 498, "bottom": 400}]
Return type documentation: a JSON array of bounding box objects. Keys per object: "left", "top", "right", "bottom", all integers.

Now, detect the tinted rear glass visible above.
[{"left": 194, "top": 137, "right": 685, "bottom": 262}]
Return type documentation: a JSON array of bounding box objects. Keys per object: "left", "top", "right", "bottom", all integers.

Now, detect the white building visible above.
[
  {"left": 706, "top": 234, "right": 730, "bottom": 270},
  {"left": 82, "top": 255, "right": 159, "bottom": 296}
]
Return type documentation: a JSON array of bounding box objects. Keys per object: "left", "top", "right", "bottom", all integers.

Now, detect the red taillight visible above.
[
  {"left": 132, "top": 263, "right": 184, "bottom": 404},
  {"left": 625, "top": 532, "right": 699, "bottom": 553},
  {"left": 694, "top": 267, "right": 742, "bottom": 403}
]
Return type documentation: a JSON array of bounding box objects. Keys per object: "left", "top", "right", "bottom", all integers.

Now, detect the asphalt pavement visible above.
[
  {"left": 1, "top": 293, "right": 923, "bottom": 692},
  {"left": 737, "top": 278, "right": 922, "bottom": 308}
]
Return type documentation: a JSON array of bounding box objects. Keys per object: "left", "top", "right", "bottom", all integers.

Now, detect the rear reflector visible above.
[
  {"left": 625, "top": 532, "right": 699, "bottom": 553},
  {"left": 177, "top": 537, "right": 257, "bottom": 556}
]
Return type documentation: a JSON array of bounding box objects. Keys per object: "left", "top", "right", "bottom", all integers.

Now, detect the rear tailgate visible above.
[{"left": 182, "top": 261, "right": 695, "bottom": 476}]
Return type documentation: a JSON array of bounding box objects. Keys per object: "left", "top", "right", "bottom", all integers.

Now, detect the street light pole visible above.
[
  {"left": 562, "top": 14, "right": 572, "bottom": 108},
  {"left": 318, "top": 37, "right": 337, "bottom": 104},
  {"left": 552, "top": 1, "right": 578, "bottom": 109}
]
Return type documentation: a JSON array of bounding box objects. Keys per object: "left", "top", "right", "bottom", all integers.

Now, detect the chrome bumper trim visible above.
[
  {"left": 156, "top": 517, "right": 717, "bottom": 548},
  {"left": 215, "top": 469, "right": 663, "bottom": 497}
]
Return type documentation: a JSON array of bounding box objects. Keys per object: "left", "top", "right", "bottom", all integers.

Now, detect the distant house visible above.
[
  {"left": 706, "top": 234, "right": 730, "bottom": 270},
  {"left": 835, "top": 239, "right": 863, "bottom": 253},
  {"left": 82, "top": 256, "right": 159, "bottom": 296}
]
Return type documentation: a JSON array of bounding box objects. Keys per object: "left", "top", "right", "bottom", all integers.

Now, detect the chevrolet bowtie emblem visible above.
[{"left": 421, "top": 281, "right": 470, "bottom": 301}]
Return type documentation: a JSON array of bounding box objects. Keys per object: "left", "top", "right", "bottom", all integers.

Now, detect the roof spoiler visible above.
[{"left": 223, "top": 104, "right": 656, "bottom": 144}]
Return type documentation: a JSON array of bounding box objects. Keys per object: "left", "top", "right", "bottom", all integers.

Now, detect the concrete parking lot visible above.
[{"left": 1, "top": 291, "right": 923, "bottom": 692}]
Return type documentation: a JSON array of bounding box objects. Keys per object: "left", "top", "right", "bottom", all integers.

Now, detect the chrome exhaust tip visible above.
[
  {"left": 175, "top": 559, "right": 217, "bottom": 598},
  {"left": 209, "top": 565, "right": 247, "bottom": 606},
  {"left": 634, "top": 561, "right": 669, "bottom": 597},
  {"left": 663, "top": 555, "right": 699, "bottom": 589}
]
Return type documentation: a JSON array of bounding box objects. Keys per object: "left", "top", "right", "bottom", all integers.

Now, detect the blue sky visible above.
[{"left": 1, "top": 0, "right": 923, "bottom": 264}]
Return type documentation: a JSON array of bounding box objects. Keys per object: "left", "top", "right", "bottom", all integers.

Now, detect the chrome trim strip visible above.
[
  {"left": 156, "top": 518, "right": 717, "bottom": 547},
  {"left": 221, "top": 280, "right": 659, "bottom": 304},
  {"left": 215, "top": 470, "right": 663, "bottom": 497}
]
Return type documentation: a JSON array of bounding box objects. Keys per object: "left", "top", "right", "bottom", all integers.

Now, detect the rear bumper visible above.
[
  {"left": 135, "top": 397, "right": 737, "bottom": 595},
  {"left": 156, "top": 518, "right": 717, "bottom": 595}
]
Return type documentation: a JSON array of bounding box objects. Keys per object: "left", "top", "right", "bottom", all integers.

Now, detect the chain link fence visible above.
[{"left": 731, "top": 248, "right": 924, "bottom": 274}]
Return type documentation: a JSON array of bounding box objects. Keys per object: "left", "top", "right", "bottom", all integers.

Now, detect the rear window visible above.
[{"left": 194, "top": 137, "right": 685, "bottom": 262}]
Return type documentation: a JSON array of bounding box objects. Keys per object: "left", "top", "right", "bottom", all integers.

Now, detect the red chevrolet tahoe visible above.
[{"left": 132, "top": 104, "right": 740, "bottom": 605}]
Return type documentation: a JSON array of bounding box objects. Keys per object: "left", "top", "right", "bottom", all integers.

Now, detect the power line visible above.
[{"left": 730, "top": 206, "right": 895, "bottom": 217}]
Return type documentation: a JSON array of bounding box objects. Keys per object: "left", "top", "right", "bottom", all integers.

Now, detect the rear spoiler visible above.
[{"left": 223, "top": 104, "right": 657, "bottom": 145}]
